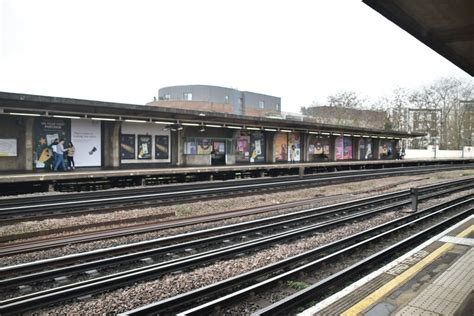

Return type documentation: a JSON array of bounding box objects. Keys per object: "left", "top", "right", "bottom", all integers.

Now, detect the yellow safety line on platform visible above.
[{"left": 341, "top": 224, "right": 474, "bottom": 316}]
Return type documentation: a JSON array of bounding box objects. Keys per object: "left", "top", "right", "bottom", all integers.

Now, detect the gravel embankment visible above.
[
  {"left": 4, "top": 170, "right": 471, "bottom": 238},
  {"left": 36, "top": 211, "right": 403, "bottom": 315},
  {"left": 35, "top": 187, "right": 473, "bottom": 315},
  {"left": 2, "top": 171, "right": 472, "bottom": 267}
]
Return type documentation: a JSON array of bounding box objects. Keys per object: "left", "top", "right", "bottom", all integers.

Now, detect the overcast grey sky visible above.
[{"left": 0, "top": 0, "right": 471, "bottom": 113}]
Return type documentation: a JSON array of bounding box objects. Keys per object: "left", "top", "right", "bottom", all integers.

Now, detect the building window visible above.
[
  {"left": 275, "top": 104, "right": 279, "bottom": 111},
  {"left": 184, "top": 92, "right": 193, "bottom": 101},
  {"left": 259, "top": 101, "right": 265, "bottom": 109},
  {"left": 225, "top": 95, "right": 229, "bottom": 104},
  {"left": 164, "top": 94, "right": 171, "bottom": 100}
]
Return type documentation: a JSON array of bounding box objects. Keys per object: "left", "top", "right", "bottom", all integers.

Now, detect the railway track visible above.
[
  {"left": 1, "top": 163, "right": 472, "bottom": 222},
  {"left": 0, "top": 190, "right": 412, "bottom": 288},
  {"left": 0, "top": 192, "right": 352, "bottom": 244},
  {"left": 1, "top": 177, "right": 472, "bottom": 257},
  {"left": 123, "top": 199, "right": 473, "bottom": 316},
  {"left": 0, "top": 179, "right": 472, "bottom": 314}
]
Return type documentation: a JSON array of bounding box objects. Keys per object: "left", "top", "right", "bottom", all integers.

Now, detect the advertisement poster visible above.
[
  {"left": 379, "top": 140, "right": 394, "bottom": 159},
  {"left": 155, "top": 135, "right": 169, "bottom": 159},
  {"left": 366, "top": 140, "right": 373, "bottom": 159},
  {"left": 34, "top": 117, "right": 70, "bottom": 169},
  {"left": 71, "top": 119, "right": 101, "bottom": 167},
  {"left": 359, "top": 138, "right": 373, "bottom": 160},
  {"left": 137, "top": 135, "right": 152, "bottom": 159},
  {"left": 335, "top": 136, "right": 353, "bottom": 160},
  {"left": 0, "top": 139, "right": 17, "bottom": 157},
  {"left": 185, "top": 140, "right": 197, "bottom": 155},
  {"left": 273, "top": 132, "right": 288, "bottom": 162},
  {"left": 197, "top": 138, "right": 212, "bottom": 154},
  {"left": 250, "top": 132, "right": 265, "bottom": 163},
  {"left": 308, "top": 135, "right": 330, "bottom": 161},
  {"left": 343, "top": 136, "right": 353, "bottom": 159},
  {"left": 120, "top": 134, "right": 135, "bottom": 159},
  {"left": 235, "top": 136, "right": 250, "bottom": 162},
  {"left": 287, "top": 133, "right": 301, "bottom": 162},
  {"left": 255, "top": 140, "right": 262, "bottom": 155},
  {"left": 213, "top": 141, "right": 225, "bottom": 154},
  {"left": 335, "top": 136, "right": 344, "bottom": 160}
]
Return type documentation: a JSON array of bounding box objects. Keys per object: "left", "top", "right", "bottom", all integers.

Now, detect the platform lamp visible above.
[{"left": 199, "top": 123, "right": 205, "bottom": 133}]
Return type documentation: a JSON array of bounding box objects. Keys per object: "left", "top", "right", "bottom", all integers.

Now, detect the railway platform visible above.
[
  {"left": 300, "top": 215, "right": 474, "bottom": 316},
  {"left": 0, "top": 158, "right": 472, "bottom": 195},
  {"left": 1, "top": 158, "right": 472, "bottom": 184}
]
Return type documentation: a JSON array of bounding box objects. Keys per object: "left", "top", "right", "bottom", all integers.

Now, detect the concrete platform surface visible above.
[
  {"left": 300, "top": 215, "right": 474, "bottom": 316},
  {"left": 0, "top": 158, "right": 470, "bottom": 184}
]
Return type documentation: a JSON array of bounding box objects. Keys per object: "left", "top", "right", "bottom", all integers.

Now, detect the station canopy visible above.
[
  {"left": 0, "top": 91, "right": 422, "bottom": 139},
  {"left": 363, "top": 0, "right": 474, "bottom": 76}
]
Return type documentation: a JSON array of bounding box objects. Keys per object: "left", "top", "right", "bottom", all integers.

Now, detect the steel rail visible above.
[
  {"left": 1, "top": 176, "right": 471, "bottom": 259},
  {"left": 0, "top": 188, "right": 406, "bottom": 257},
  {"left": 0, "top": 193, "right": 347, "bottom": 243},
  {"left": 1, "top": 193, "right": 471, "bottom": 315},
  {"left": 252, "top": 213, "right": 473, "bottom": 315},
  {"left": 0, "top": 192, "right": 409, "bottom": 287},
  {"left": 1, "top": 164, "right": 472, "bottom": 220},
  {"left": 120, "top": 197, "right": 473, "bottom": 316},
  {"left": 0, "top": 205, "right": 396, "bottom": 314}
]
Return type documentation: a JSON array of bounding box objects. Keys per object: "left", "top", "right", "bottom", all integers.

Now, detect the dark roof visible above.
[
  {"left": 0, "top": 91, "right": 423, "bottom": 138},
  {"left": 363, "top": 0, "right": 474, "bottom": 76}
]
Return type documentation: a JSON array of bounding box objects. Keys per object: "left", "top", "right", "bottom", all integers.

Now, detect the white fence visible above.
[{"left": 405, "top": 146, "right": 474, "bottom": 159}]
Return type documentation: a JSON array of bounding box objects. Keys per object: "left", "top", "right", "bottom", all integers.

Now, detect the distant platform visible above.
[
  {"left": 1, "top": 158, "right": 473, "bottom": 185},
  {"left": 301, "top": 215, "right": 474, "bottom": 316}
]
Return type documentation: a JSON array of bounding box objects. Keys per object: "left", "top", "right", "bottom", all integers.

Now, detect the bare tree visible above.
[
  {"left": 421, "top": 77, "right": 474, "bottom": 149},
  {"left": 300, "top": 78, "right": 474, "bottom": 148},
  {"left": 327, "top": 91, "right": 366, "bottom": 108}
]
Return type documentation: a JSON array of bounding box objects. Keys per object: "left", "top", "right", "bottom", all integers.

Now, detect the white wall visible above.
[
  {"left": 463, "top": 147, "right": 474, "bottom": 158},
  {"left": 405, "top": 146, "right": 472, "bottom": 159},
  {"left": 436, "top": 150, "right": 463, "bottom": 158},
  {"left": 405, "top": 149, "right": 434, "bottom": 159}
]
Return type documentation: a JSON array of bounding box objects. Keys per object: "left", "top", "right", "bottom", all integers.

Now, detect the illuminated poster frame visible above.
[
  {"left": 120, "top": 134, "right": 136, "bottom": 160},
  {"left": 137, "top": 135, "right": 152, "bottom": 160},
  {"left": 155, "top": 135, "right": 169, "bottom": 159},
  {"left": 273, "top": 132, "right": 288, "bottom": 162}
]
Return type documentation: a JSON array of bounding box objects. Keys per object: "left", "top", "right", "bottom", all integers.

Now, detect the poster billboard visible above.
[
  {"left": 213, "top": 141, "right": 225, "bottom": 154},
  {"left": 250, "top": 132, "right": 265, "bottom": 163},
  {"left": 120, "top": 134, "right": 135, "bottom": 159},
  {"left": 235, "top": 136, "right": 250, "bottom": 162},
  {"left": 197, "top": 138, "right": 212, "bottom": 154},
  {"left": 343, "top": 136, "right": 353, "bottom": 159},
  {"left": 308, "top": 135, "right": 330, "bottom": 161},
  {"left": 34, "top": 117, "right": 70, "bottom": 169},
  {"left": 287, "top": 133, "right": 301, "bottom": 162},
  {"left": 336, "top": 136, "right": 353, "bottom": 160},
  {"left": 71, "top": 119, "right": 101, "bottom": 167},
  {"left": 273, "top": 132, "right": 288, "bottom": 162},
  {"left": 379, "top": 140, "right": 394, "bottom": 159},
  {"left": 155, "top": 135, "right": 169, "bottom": 159},
  {"left": 0, "top": 139, "right": 17, "bottom": 157},
  {"left": 335, "top": 136, "right": 344, "bottom": 160},
  {"left": 137, "top": 135, "right": 152, "bottom": 159},
  {"left": 359, "top": 138, "right": 373, "bottom": 160}
]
